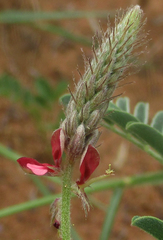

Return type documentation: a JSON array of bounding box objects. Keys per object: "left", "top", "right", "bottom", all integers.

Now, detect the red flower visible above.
[
  {"left": 17, "top": 128, "right": 100, "bottom": 185},
  {"left": 76, "top": 144, "right": 100, "bottom": 185},
  {"left": 17, "top": 128, "right": 65, "bottom": 176}
]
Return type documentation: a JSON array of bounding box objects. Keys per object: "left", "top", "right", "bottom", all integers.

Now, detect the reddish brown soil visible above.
[{"left": 0, "top": 0, "right": 163, "bottom": 240}]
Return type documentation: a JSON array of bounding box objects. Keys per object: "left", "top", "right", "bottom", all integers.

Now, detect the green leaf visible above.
[
  {"left": 22, "top": 90, "right": 35, "bottom": 107},
  {"left": 134, "top": 102, "right": 149, "bottom": 124},
  {"left": 126, "top": 122, "right": 163, "bottom": 156},
  {"left": 0, "top": 74, "right": 21, "bottom": 99},
  {"left": 34, "top": 95, "right": 49, "bottom": 107},
  {"left": 104, "top": 109, "right": 139, "bottom": 129},
  {"left": 35, "top": 78, "right": 54, "bottom": 100},
  {"left": 131, "top": 216, "right": 163, "bottom": 240},
  {"left": 108, "top": 101, "right": 120, "bottom": 110},
  {"left": 53, "top": 81, "right": 67, "bottom": 101},
  {"left": 0, "top": 74, "right": 36, "bottom": 106},
  {"left": 59, "top": 94, "right": 71, "bottom": 108},
  {"left": 151, "top": 111, "right": 163, "bottom": 134},
  {"left": 116, "top": 97, "right": 130, "bottom": 112}
]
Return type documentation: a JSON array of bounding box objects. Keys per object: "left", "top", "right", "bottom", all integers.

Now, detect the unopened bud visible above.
[
  {"left": 86, "top": 110, "right": 101, "bottom": 133},
  {"left": 90, "top": 87, "right": 108, "bottom": 110},
  {"left": 75, "top": 81, "right": 86, "bottom": 109},
  {"left": 85, "top": 75, "right": 96, "bottom": 100},
  {"left": 122, "top": 5, "right": 143, "bottom": 31},
  {"left": 66, "top": 99, "right": 76, "bottom": 116},
  {"left": 86, "top": 129, "right": 100, "bottom": 147},
  {"left": 50, "top": 198, "right": 61, "bottom": 229},
  {"left": 79, "top": 101, "right": 90, "bottom": 122},
  {"left": 96, "top": 73, "right": 110, "bottom": 91},
  {"left": 66, "top": 110, "right": 78, "bottom": 137},
  {"left": 68, "top": 124, "right": 85, "bottom": 160}
]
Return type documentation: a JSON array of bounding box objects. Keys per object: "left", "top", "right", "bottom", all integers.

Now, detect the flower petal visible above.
[
  {"left": 17, "top": 157, "right": 59, "bottom": 176},
  {"left": 26, "top": 163, "right": 49, "bottom": 175},
  {"left": 51, "top": 128, "right": 65, "bottom": 167},
  {"left": 77, "top": 145, "right": 100, "bottom": 185}
]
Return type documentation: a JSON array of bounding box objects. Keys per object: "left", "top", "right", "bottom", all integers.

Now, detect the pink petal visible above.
[
  {"left": 77, "top": 145, "right": 100, "bottom": 185},
  {"left": 17, "top": 157, "right": 59, "bottom": 176},
  {"left": 51, "top": 128, "right": 65, "bottom": 168},
  {"left": 26, "top": 163, "right": 49, "bottom": 175}
]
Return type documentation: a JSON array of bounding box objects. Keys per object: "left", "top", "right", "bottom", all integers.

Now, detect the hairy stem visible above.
[{"left": 61, "top": 164, "right": 73, "bottom": 240}]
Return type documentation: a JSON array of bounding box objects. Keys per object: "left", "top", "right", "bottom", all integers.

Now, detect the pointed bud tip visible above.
[
  {"left": 134, "top": 5, "right": 140, "bottom": 10},
  {"left": 133, "top": 5, "right": 143, "bottom": 14}
]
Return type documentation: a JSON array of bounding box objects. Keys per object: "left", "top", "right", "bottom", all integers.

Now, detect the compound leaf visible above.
[
  {"left": 134, "top": 102, "right": 149, "bottom": 124},
  {"left": 131, "top": 216, "right": 163, "bottom": 240},
  {"left": 126, "top": 122, "right": 163, "bottom": 156}
]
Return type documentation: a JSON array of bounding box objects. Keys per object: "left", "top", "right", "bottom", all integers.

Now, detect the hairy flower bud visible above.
[
  {"left": 79, "top": 101, "right": 91, "bottom": 122},
  {"left": 65, "top": 110, "right": 78, "bottom": 137},
  {"left": 85, "top": 75, "right": 96, "bottom": 100},
  {"left": 86, "top": 110, "right": 101, "bottom": 133},
  {"left": 68, "top": 124, "right": 85, "bottom": 161},
  {"left": 90, "top": 86, "right": 108, "bottom": 110},
  {"left": 75, "top": 82, "right": 86, "bottom": 109},
  {"left": 86, "top": 129, "right": 100, "bottom": 146},
  {"left": 66, "top": 99, "right": 76, "bottom": 116},
  {"left": 50, "top": 198, "right": 62, "bottom": 229}
]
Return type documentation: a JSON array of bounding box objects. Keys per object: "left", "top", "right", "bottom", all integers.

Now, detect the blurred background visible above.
[{"left": 0, "top": 0, "right": 163, "bottom": 239}]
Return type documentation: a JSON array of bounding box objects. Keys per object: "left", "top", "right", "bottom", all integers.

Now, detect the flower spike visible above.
[{"left": 77, "top": 144, "right": 100, "bottom": 185}]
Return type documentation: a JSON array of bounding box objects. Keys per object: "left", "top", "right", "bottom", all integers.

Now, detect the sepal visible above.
[{"left": 72, "top": 183, "right": 90, "bottom": 216}]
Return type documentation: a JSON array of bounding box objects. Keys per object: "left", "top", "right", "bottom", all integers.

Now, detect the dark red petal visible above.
[
  {"left": 17, "top": 157, "right": 59, "bottom": 176},
  {"left": 51, "top": 128, "right": 65, "bottom": 167},
  {"left": 77, "top": 145, "right": 100, "bottom": 185},
  {"left": 53, "top": 220, "right": 60, "bottom": 229}
]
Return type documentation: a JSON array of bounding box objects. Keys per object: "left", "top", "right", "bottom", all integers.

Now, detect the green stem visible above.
[
  {"left": 102, "top": 122, "right": 163, "bottom": 164},
  {"left": 82, "top": 172, "right": 113, "bottom": 189},
  {"left": 0, "top": 143, "right": 21, "bottom": 160},
  {"left": 89, "top": 171, "right": 163, "bottom": 191},
  {"left": 61, "top": 164, "right": 73, "bottom": 240},
  {"left": 1, "top": 171, "right": 163, "bottom": 219},
  {"left": 71, "top": 226, "right": 82, "bottom": 240},
  {"left": 99, "top": 188, "right": 123, "bottom": 240},
  {"left": 0, "top": 193, "right": 60, "bottom": 218}
]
